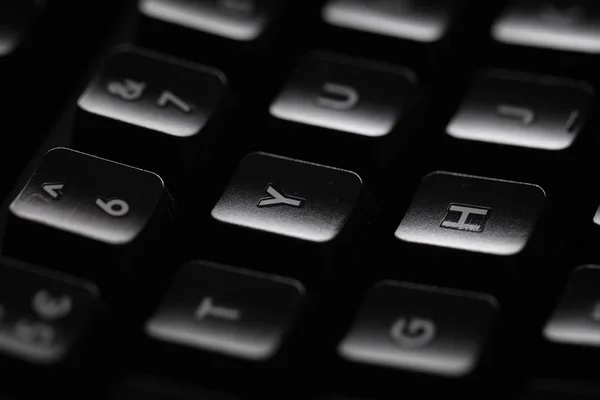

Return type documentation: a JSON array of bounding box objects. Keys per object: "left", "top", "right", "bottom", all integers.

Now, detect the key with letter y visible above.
[{"left": 204, "top": 152, "right": 374, "bottom": 282}]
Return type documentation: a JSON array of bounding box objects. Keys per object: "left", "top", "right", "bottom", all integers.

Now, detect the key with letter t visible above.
[
  {"left": 144, "top": 260, "right": 305, "bottom": 389},
  {"left": 2, "top": 148, "right": 175, "bottom": 298}
]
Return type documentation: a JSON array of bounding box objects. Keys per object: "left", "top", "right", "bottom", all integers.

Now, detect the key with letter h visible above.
[
  {"left": 441, "top": 204, "right": 491, "bottom": 232},
  {"left": 2, "top": 148, "right": 175, "bottom": 305},
  {"left": 386, "top": 171, "right": 547, "bottom": 293}
]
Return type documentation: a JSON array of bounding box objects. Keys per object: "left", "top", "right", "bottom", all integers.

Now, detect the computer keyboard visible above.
[{"left": 1, "top": 0, "right": 600, "bottom": 399}]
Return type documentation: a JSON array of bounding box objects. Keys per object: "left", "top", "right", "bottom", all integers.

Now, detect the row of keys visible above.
[
  {"left": 73, "top": 45, "right": 594, "bottom": 187},
  {"left": 0, "top": 256, "right": 497, "bottom": 380},
  {"left": 137, "top": 0, "right": 600, "bottom": 55},
  {"left": 7, "top": 254, "right": 600, "bottom": 388},
  {"left": 146, "top": 261, "right": 498, "bottom": 378},
  {"left": 2, "top": 148, "right": 552, "bottom": 282}
]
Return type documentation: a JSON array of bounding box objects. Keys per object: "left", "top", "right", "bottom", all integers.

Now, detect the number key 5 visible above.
[
  {"left": 2, "top": 148, "right": 175, "bottom": 293},
  {"left": 0, "top": 257, "right": 101, "bottom": 390},
  {"left": 75, "top": 45, "right": 229, "bottom": 185}
]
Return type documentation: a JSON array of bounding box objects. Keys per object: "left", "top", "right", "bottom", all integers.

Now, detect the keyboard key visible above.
[
  {"left": 395, "top": 171, "right": 546, "bottom": 256},
  {"left": 338, "top": 281, "right": 498, "bottom": 378},
  {"left": 208, "top": 152, "right": 368, "bottom": 277},
  {"left": 146, "top": 260, "right": 305, "bottom": 361},
  {"left": 139, "top": 0, "right": 274, "bottom": 42},
  {"left": 447, "top": 70, "right": 593, "bottom": 150},
  {"left": 539, "top": 266, "right": 600, "bottom": 378},
  {"left": 543, "top": 265, "right": 600, "bottom": 347},
  {"left": 3, "top": 148, "right": 175, "bottom": 290},
  {"left": 75, "top": 46, "right": 228, "bottom": 182},
  {"left": 271, "top": 52, "right": 416, "bottom": 139},
  {"left": 0, "top": 257, "right": 102, "bottom": 395},
  {"left": 492, "top": 0, "right": 600, "bottom": 54},
  {"left": 0, "top": 258, "right": 99, "bottom": 367},
  {"left": 322, "top": 0, "right": 458, "bottom": 43},
  {"left": 212, "top": 152, "right": 362, "bottom": 242},
  {"left": 143, "top": 260, "right": 305, "bottom": 388},
  {"left": 136, "top": 0, "right": 285, "bottom": 73},
  {"left": 0, "top": 0, "right": 41, "bottom": 59},
  {"left": 267, "top": 52, "right": 418, "bottom": 170}
]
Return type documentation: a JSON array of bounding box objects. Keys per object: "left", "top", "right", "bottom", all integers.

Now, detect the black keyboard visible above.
[{"left": 2, "top": 0, "right": 600, "bottom": 399}]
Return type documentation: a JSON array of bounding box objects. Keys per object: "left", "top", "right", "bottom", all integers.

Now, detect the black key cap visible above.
[
  {"left": 543, "top": 262, "right": 600, "bottom": 344},
  {"left": 0, "top": 257, "right": 100, "bottom": 389},
  {"left": 395, "top": 171, "right": 545, "bottom": 256},
  {"left": 136, "top": 0, "right": 282, "bottom": 71},
  {"left": 206, "top": 152, "right": 370, "bottom": 280},
  {"left": 447, "top": 70, "right": 593, "bottom": 151},
  {"left": 539, "top": 265, "right": 600, "bottom": 377},
  {"left": 75, "top": 46, "right": 228, "bottom": 184},
  {"left": 0, "top": 0, "right": 41, "bottom": 61},
  {"left": 3, "top": 148, "right": 175, "bottom": 294},
  {"left": 143, "top": 260, "right": 305, "bottom": 387},
  {"left": 319, "top": 0, "right": 468, "bottom": 74},
  {"left": 267, "top": 51, "right": 418, "bottom": 172},
  {"left": 336, "top": 281, "right": 497, "bottom": 393},
  {"left": 388, "top": 172, "right": 546, "bottom": 291},
  {"left": 322, "top": 0, "right": 458, "bottom": 44},
  {"left": 139, "top": 0, "right": 274, "bottom": 42},
  {"left": 492, "top": 1, "right": 600, "bottom": 54}
]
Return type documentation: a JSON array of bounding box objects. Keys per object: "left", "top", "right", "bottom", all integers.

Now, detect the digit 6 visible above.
[{"left": 96, "top": 198, "right": 130, "bottom": 217}]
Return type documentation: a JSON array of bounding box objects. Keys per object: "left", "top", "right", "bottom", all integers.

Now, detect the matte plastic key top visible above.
[
  {"left": 0, "top": 0, "right": 42, "bottom": 59},
  {"left": 139, "top": 0, "right": 276, "bottom": 42},
  {"left": 336, "top": 281, "right": 498, "bottom": 395},
  {"left": 0, "top": 257, "right": 102, "bottom": 394},
  {"left": 3, "top": 148, "right": 175, "bottom": 291},
  {"left": 143, "top": 260, "right": 305, "bottom": 389},
  {"left": 75, "top": 46, "right": 228, "bottom": 183},
  {"left": 0, "top": 258, "right": 99, "bottom": 367},
  {"left": 207, "top": 152, "right": 372, "bottom": 279},
  {"left": 492, "top": 0, "right": 600, "bottom": 54}
]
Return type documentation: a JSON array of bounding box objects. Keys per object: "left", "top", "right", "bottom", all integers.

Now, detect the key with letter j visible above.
[{"left": 1, "top": 148, "right": 175, "bottom": 305}]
